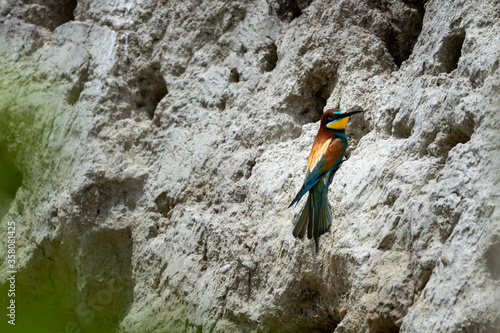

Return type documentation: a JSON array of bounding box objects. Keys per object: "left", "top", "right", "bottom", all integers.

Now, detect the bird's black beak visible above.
[{"left": 338, "top": 110, "right": 363, "bottom": 119}]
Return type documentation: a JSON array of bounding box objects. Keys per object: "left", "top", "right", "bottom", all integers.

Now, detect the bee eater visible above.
[{"left": 289, "top": 109, "right": 363, "bottom": 252}]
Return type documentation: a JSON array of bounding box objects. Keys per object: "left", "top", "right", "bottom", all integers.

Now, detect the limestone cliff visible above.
[{"left": 0, "top": 0, "right": 499, "bottom": 332}]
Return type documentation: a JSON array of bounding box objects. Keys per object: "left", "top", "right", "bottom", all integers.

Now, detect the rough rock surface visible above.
[{"left": 0, "top": 0, "right": 499, "bottom": 332}]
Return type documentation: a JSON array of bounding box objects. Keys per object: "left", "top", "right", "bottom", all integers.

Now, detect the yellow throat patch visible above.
[{"left": 326, "top": 117, "right": 349, "bottom": 130}]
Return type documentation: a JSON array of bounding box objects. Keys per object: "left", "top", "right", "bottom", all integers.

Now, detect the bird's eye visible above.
[{"left": 325, "top": 115, "right": 334, "bottom": 123}]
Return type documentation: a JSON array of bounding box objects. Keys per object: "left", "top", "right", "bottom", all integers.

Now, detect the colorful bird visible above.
[{"left": 289, "top": 109, "right": 363, "bottom": 252}]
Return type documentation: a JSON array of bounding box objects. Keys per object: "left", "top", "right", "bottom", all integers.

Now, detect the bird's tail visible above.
[{"left": 292, "top": 187, "right": 332, "bottom": 252}]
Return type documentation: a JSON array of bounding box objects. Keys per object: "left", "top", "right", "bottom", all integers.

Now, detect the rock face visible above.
[{"left": 1, "top": 0, "right": 499, "bottom": 332}]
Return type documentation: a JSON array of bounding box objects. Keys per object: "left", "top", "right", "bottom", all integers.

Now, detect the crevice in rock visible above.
[
  {"left": 200, "top": 234, "right": 208, "bottom": 271},
  {"left": 384, "top": 27, "right": 405, "bottom": 68},
  {"left": 416, "top": 264, "right": 433, "bottom": 293},
  {"left": 195, "top": 224, "right": 208, "bottom": 271},
  {"left": 247, "top": 268, "right": 253, "bottom": 302},
  {"left": 245, "top": 158, "right": 256, "bottom": 179},
  {"left": 437, "top": 29, "right": 466, "bottom": 73},
  {"left": 377, "top": 232, "right": 396, "bottom": 250}
]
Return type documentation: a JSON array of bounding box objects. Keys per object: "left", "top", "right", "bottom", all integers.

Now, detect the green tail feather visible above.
[
  {"left": 292, "top": 188, "right": 332, "bottom": 253},
  {"left": 293, "top": 193, "right": 312, "bottom": 239}
]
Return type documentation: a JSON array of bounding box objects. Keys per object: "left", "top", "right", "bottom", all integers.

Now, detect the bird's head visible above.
[{"left": 321, "top": 109, "right": 363, "bottom": 131}]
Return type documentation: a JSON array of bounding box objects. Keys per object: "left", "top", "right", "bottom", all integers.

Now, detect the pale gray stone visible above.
[{"left": 0, "top": 0, "right": 499, "bottom": 332}]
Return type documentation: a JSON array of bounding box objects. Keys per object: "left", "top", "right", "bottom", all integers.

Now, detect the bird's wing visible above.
[
  {"left": 305, "top": 137, "right": 345, "bottom": 186},
  {"left": 289, "top": 137, "right": 346, "bottom": 207}
]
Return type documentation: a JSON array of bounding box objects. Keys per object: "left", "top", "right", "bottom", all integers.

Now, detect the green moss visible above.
[
  {"left": 0, "top": 46, "right": 62, "bottom": 217},
  {"left": 0, "top": 143, "right": 23, "bottom": 219},
  {"left": 0, "top": 280, "right": 79, "bottom": 333},
  {"left": 0, "top": 48, "right": 73, "bottom": 332}
]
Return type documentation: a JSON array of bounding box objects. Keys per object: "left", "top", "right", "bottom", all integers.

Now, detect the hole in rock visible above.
[
  {"left": 285, "top": 65, "right": 338, "bottom": 125},
  {"left": 392, "top": 118, "right": 412, "bottom": 139},
  {"left": 133, "top": 65, "right": 168, "bottom": 120},
  {"left": 313, "top": 86, "right": 328, "bottom": 120},
  {"left": 56, "top": 0, "right": 78, "bottom": 24},
  {"left": 229, "top": 68, "right": 240, "bottom": 83},
  {"left": 275, "top": 0, "right": 302, "bottom": 21},
  {"left": 367, "top": 316, "right": 400, "bottom": 333},
  {"left": 384, "top": 29, "right": 405, "bottom": 68},
  {"left": 405, "top": 0, "right": 427, "bottom": 16},
  {"left": 427, "top": 113, "right": 474, "bottom": 160},
  {"left": 155, "top": 192, "right": 177, "bottom": 218},
  {"left": 448, "top": 119, "right": 473, "bottom": 146},
  {"left": 277, "top": 277, "right": 340, "bottom": 332},
  {"left": 262, "top": 43, "right": 278, "bottom": 72},
  {"left": 0, "top": 143, "right": 23, "bottom": 220},
  {"left": 15, "top": 0, "right": 78, "bottom": 31},
  {"left": 383, "top": 0, "right": 426, "bottom": 67},
  {"left": 438, "top": 30, "right": 466, "bottom": 73},
  {"left": 272, "top": 0, "right": 313, "bottom": 22},
  {"left": 217, "top": 96, "right": 228, "bottom": 111}
]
